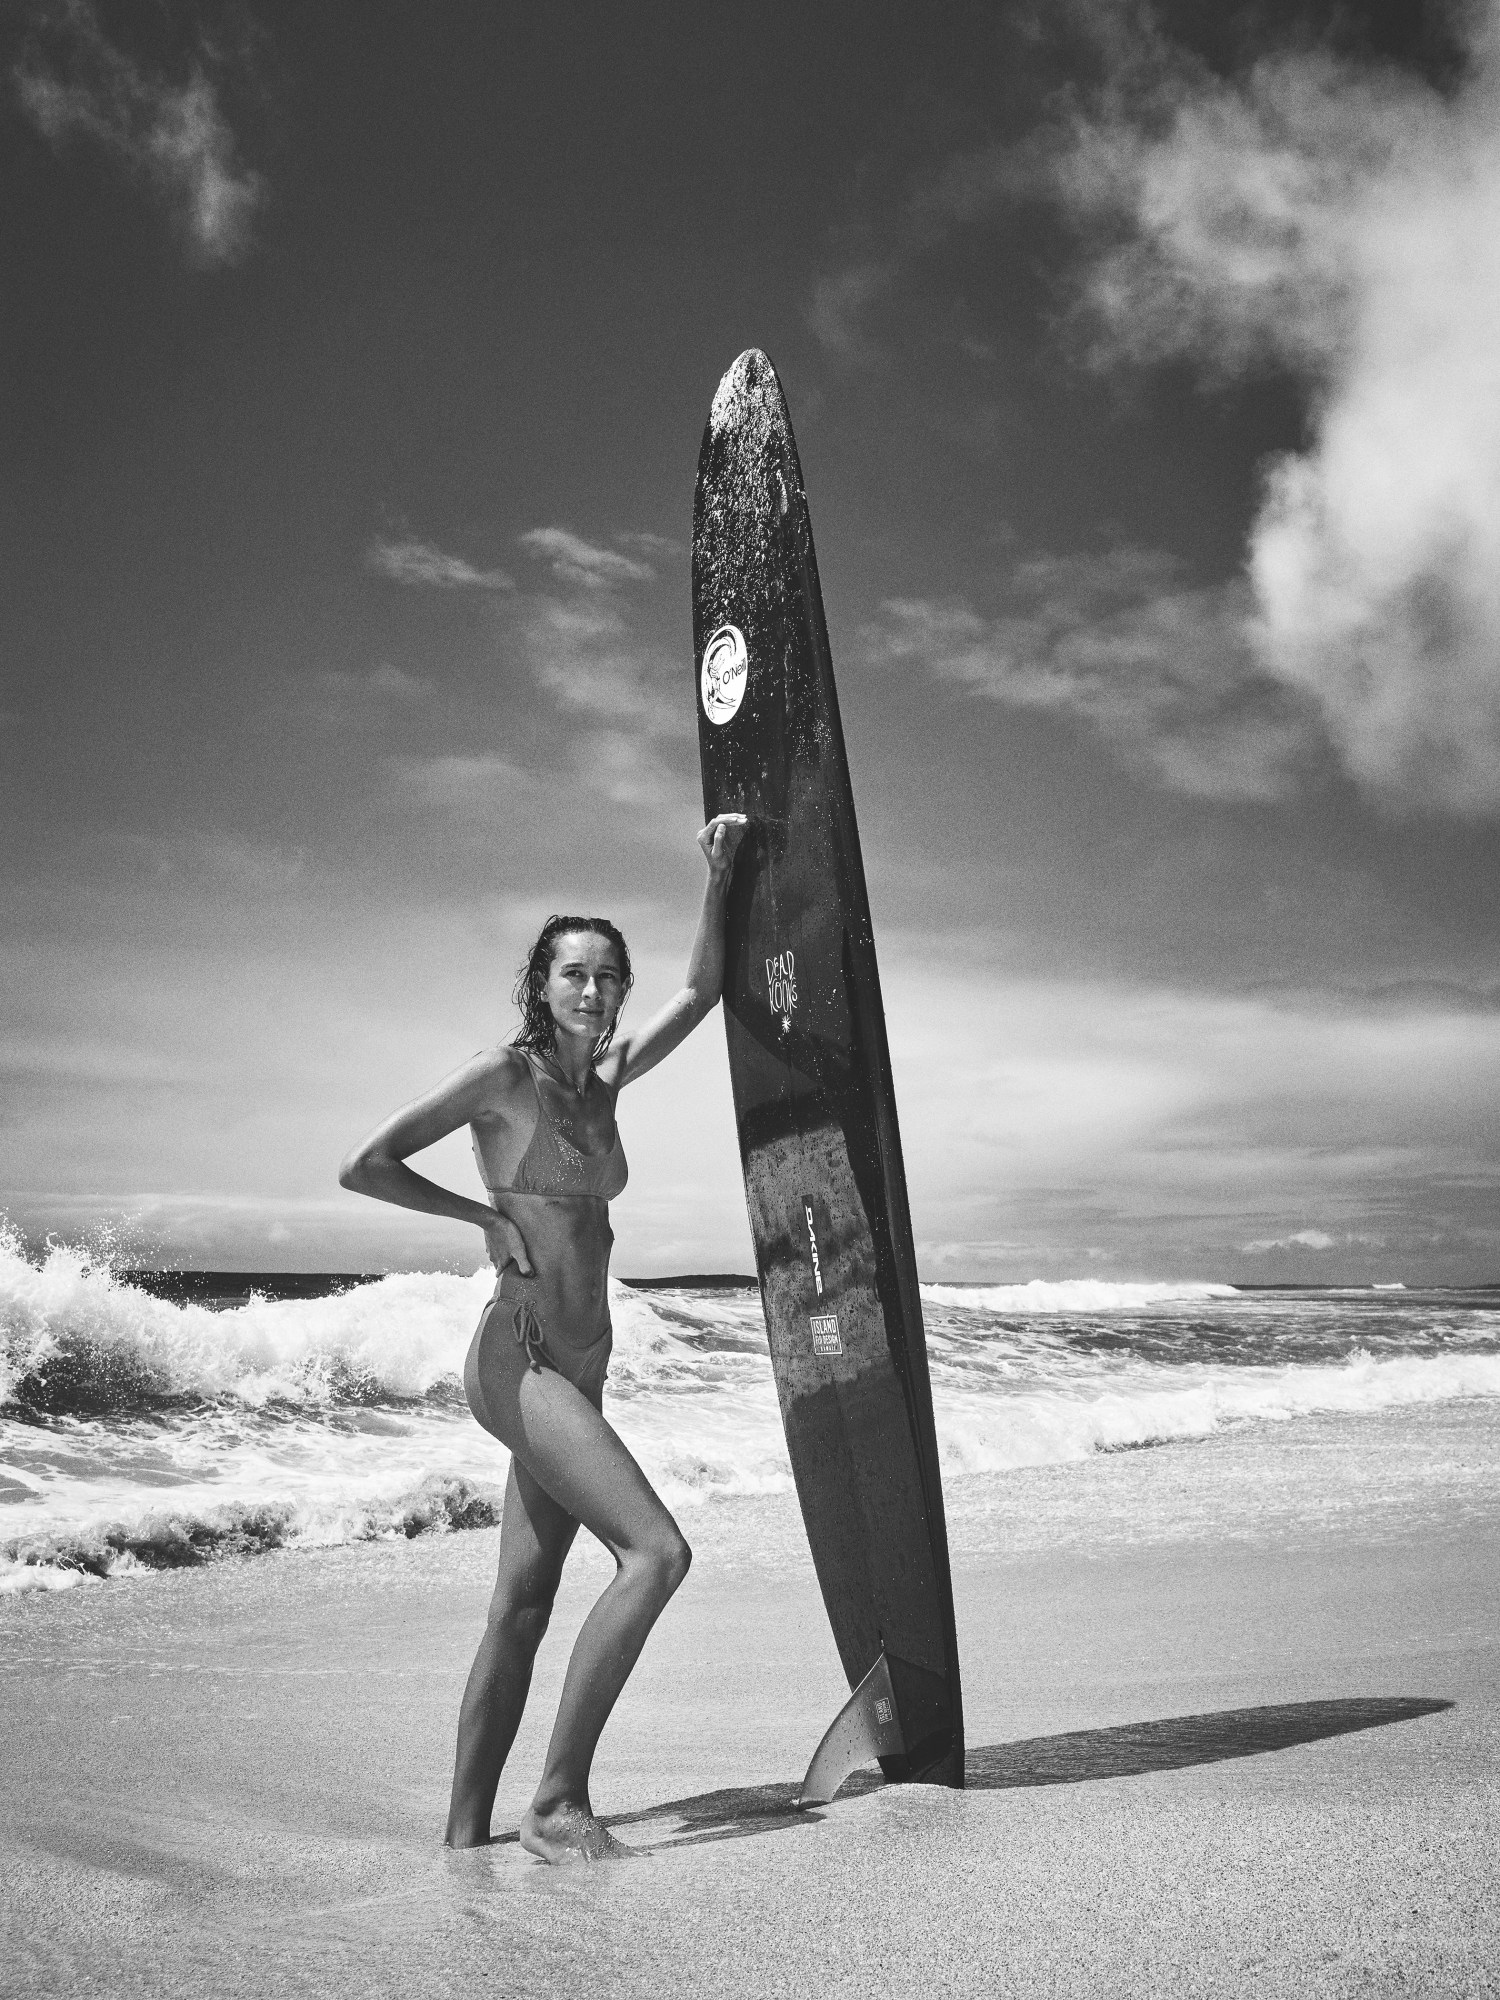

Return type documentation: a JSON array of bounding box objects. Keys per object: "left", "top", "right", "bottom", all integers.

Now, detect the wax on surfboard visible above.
[{"left": 691, "top": 349, "right": 963, "bottom": 1795}]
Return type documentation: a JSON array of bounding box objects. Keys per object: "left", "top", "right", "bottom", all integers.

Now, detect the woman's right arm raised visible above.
[{"left": 338, "top": 1049, "right": 532, "bottom": 1271}]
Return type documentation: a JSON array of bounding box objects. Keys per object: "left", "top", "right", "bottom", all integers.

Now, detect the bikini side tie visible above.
[{"left": 511, "top": 1287, "right": 547, "bottom": 1371}]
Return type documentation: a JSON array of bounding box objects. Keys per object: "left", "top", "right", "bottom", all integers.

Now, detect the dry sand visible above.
[{"left": 3, "top": 1486, "right": 1497, "bottom": 1998}]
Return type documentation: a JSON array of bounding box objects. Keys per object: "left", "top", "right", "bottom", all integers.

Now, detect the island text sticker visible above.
[{"left": 810, "top": 1314, "right": 842, "bottom": 1357}]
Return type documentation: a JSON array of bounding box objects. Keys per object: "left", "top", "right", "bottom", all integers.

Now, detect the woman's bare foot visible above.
[{"left": 520, "top": 1801, "right": 633, "bottom": 1864}]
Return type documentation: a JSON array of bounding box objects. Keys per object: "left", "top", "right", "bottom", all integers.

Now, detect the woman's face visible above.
[{"left": 544, "top": 931, "right": 625, "bottom": 1045}]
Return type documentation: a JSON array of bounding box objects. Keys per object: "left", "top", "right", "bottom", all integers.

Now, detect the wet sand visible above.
[{"left": 3, "top": 1489, "right": 1497, "bottom": 1998}]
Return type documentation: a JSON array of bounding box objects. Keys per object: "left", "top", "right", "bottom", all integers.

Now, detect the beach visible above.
[
  {"left": 4, "top": 1396, "right": 1497, "bottom": 1998},
  {"left": 11, "top": 4, "right": 1500, "bottom": 1992}
]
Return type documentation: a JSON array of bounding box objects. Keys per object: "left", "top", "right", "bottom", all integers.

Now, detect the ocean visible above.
[{"left": 4, "top": 1224, "right": 1499, "bottom": 1594}]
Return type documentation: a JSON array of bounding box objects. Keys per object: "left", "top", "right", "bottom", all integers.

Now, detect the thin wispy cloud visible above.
[
  {"left": 1241, "top": 1229, "right": 1337, "bottom": 1254},
  {"left": 364, "top": 537, "right": 514, "bottom": 591},
  {"left": 389, "top": 751, "right": 535, "bottom": 812},
  {"left": 383, "top": 523, "right": 693, "bottom": 823},
  {"left": 569, "top": 728, "right": 682, "bottom": 810},
  {"left": 806, "top": 259, "right": 896, "bottom": 360},
  {"left": 864, "top": 548, "right": 1317, "bottom": 801},
  {"left": 519, "top": 528, "right": 655, "bottom": 590},
  {"left": 512, "top": 534, "right": 690, "bottom": 808},
  {"left": 13, "top": 0, "right": 265, "bottom": 268},
  {"left": 614, "top": 530, "right": 684, "bottom": 560},
  {"left": 113, "top": 830, "right": 310, "bottom": 892},
  {"left": 523, "top": 598, "right": 684, "bottom": 734}
]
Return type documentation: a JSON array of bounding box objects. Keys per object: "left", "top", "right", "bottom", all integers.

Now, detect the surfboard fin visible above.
[{"left": 795, "top": 1652, "right": 907, "bottom": 1808}]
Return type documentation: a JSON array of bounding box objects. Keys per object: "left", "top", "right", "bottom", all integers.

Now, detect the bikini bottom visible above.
[{"left": 463, "top": 1264, "right": 611, "bottom": 1440}]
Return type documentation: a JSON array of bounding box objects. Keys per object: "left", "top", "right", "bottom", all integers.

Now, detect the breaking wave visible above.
[
  {"left": 0, "top": 1229, "right": 485, "bottom": 1415},
  {"left": 3, "top": 1229, "right": 1498, "bottom": 1590}
]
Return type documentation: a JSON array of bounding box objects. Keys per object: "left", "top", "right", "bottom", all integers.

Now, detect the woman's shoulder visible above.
[
  {"left": 448, "top": 1042, "right": 535, "bottom": 1109},
  {"left": 473, "top": 1042, "right": 535, "bottom": 1080}
]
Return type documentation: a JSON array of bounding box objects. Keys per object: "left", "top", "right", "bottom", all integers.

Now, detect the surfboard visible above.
[{"left": 691, "top": 350, "right": 964, "bottom": 1799}]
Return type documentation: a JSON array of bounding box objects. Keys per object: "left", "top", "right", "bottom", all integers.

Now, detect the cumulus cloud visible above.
[
  {"left": 808, "top": 9, "right": 1500, "bottom": 810},
  {"left": 365, "top": 537, "right": 514, "bottom": 592},
  {"left": 13, "top": 0, "right": 265, "bottom": 267},
  {"left": 519, "top": 528, "right": 655, "bottom": 590},
  {"left": 1044, "top": 5, "right": 1500, "bottom": 809},
  {"left": 863, "top": 547, "right": 1317, "bottom": 799}
]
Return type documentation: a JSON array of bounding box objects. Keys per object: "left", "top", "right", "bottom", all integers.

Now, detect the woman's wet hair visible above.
[{"left": 512, "top": 916, "right": 634, "bottom": 1060}]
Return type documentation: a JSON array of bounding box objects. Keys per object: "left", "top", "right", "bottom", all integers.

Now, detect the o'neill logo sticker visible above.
[
  {"left": 701, "top": 623, "right": 748, "bottom": 725},
  {"left": 810, "top": 1314, "right": 842, "bottom": 1357}
]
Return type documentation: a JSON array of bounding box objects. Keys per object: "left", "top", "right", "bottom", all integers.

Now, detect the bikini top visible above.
[{"left": 481, "top": 1050, "right": 628, "bottom": 1201}]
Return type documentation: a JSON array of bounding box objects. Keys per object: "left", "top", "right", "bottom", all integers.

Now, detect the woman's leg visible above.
[
  {"left": 474, "top": 1333, "right": 692, "bottom": 1862},
  {"left": 444, "top": 1455, "right": 579, "bottom": 1848}
]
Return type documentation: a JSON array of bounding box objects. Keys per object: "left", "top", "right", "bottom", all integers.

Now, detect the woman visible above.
[{"left": 338, "top": 813, "right": 746, "bottom": 1861}]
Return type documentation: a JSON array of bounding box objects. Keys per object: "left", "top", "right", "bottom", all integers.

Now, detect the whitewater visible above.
[{"left": 4, "top": 1227, "right": 1499, "bottom": 1593}]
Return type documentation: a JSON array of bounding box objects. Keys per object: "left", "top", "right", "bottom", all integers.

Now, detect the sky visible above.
[{"left": 3, "top": 0, "right": 1500, "bottom": 1283}]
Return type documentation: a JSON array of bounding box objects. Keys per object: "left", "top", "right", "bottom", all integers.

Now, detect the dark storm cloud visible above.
[{"left": 13, "top": 0, "right": 265, "bottom": 267}]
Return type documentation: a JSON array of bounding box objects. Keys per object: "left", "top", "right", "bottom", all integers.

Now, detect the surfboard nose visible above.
[{"left": 711, "top": 348, "right": 782, "bottom": 434}]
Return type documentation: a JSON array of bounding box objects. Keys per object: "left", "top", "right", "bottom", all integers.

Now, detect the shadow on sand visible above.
[{"left": 605, "top": 1696, "right": 1453, "bottom": 1852}]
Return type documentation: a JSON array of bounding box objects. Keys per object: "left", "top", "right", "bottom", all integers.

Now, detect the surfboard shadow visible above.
[
  {"left": 961, "top": 1695, "right": 1453, "bottom": 1790},
  {"left": 611, "top": 1696, "right": 1453, "bottom": 1851}
]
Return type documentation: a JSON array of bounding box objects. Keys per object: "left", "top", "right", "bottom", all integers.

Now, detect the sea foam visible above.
[
  {"left": 921, "top": 1279, "right": 1239, "bottom": 1313},
  {"left": 4, "top": 1231, "right": 1499, "bottom": 1589}
]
